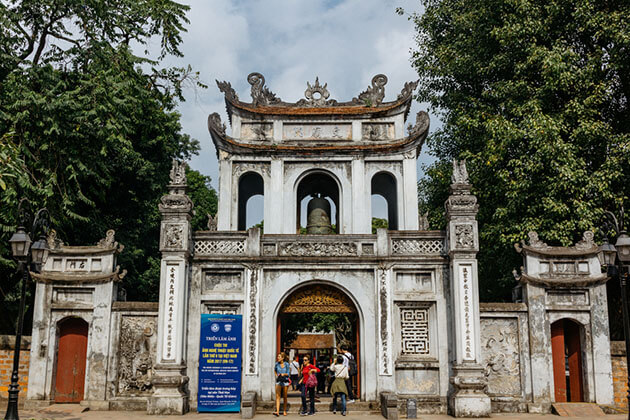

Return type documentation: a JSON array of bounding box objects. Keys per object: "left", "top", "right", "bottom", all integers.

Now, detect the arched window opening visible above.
[
  {"left": 371, "top": 172, "right": 398, "bottom": 231},
  {"left": 296, "top": 172, "right": 340, "bottom": 234},
  {"left": 238, "top": 172, "right": 264, "bottom": 231}
]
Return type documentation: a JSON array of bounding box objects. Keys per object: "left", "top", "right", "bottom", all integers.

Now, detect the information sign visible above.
[{"left": 198, "top": 314, "right": 242, "bottom": 412}]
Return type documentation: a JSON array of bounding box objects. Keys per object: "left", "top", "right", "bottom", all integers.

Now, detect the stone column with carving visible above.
[
  {"left": 148, "top": 160, "right": 193, "bottom": 415},
  {"left": 445, "top": 160, "right": 491, "bottom": 417}
]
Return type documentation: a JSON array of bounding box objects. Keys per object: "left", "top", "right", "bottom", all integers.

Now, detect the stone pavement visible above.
[{"left": 3, "top": 404, "right": 627, "bottom": 420}]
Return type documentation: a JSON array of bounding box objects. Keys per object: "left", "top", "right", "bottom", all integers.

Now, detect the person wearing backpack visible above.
[
  {"left": 338, "top": 345, "right": 356, "bottom": 401},
  {"left": 330, "top": 355, "right": 349, "bottom": 416},
  {"left": 299, "top": 354, "right": 320, "bottom": 416}
]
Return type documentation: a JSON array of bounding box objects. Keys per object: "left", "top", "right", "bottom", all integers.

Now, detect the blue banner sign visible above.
[{"left": 198, "top": 314, "right": 242, "bottom": 412}]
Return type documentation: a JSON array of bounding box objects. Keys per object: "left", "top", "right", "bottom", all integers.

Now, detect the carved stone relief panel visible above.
[
  {"left": 232, "top": 162, "right": 270, "bottom": 178},
  {"left": 116, "top": 315, "right": 157, "bottom": 395},
  {"left": 240, "top": 122, "right": 273, "bottom": 141},
  {"left": 202, "top": 272, "right": 243, "bottom": 293},
  {"left": 162, "top": 223, "right": 184, "bottom": 250},
  {"left": 278, "top": 242, "right": 357, "bottom": 257},
  {"left": 395, "top": 272, "right": 433, "bottom": 293},
  {"left": 395, "top": 369, "right": 439, "bottom": 395},
  {"left": 454, "top": 224, "right": 474, "bottom": 249},
  {"left": 480, "top": 317, "right": 521, "bottom": 396},
  {"left": 282, "top": 123, "right": 352, "bottom": 141},
  {"left": 361, "top": 122, "right": 394, "bottom": 140}
]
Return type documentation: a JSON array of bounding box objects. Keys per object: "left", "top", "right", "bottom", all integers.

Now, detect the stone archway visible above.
[{"left": 276, "top": 284, "right": 361, "bottom": 398}]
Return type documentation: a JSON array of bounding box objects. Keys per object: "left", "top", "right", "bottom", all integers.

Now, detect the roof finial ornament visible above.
[
  {"left": 408, "top": 111, "right": 430, "bottom": 136},
  {"left": 526, "top": 231, "right": 549, "bottom": 249},
  {"left": 207, "top": 113, "right": 226, "bottom": 136},
  {"left": 397, "top": 79, "right": 419, "bottom": 101},
  {"left": 451, "top": 159, "right": 469, "bottom": 185},
  {"left": 247, "top": 72, "right": 281, "bottom": 106},
  {"left": 353, "top": 74, "right": 388, "bottom": 106},
  {"left": 216, "top": 80, "right": 238, "bottom": 102},
  {"left": 297, "top": 77, "right": 336, "bottom": 107},
  {"left": 169, "top": 159, "right": 187, "bottom": 186}
]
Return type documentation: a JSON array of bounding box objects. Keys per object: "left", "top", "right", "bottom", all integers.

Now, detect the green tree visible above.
[
  {"left": 0, "top": 0, "right": 214, "bottom": 332},
  {"left": 407, "top": 0, "right": 630, "bottom": 303},
  {"left": 371, "top": 217, "right": 388, "bottom": 233}
]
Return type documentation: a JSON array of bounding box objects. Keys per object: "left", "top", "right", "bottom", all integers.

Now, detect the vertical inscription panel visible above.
[
  {"left": 162, "top": 263, "right": 180, "bottom": 362},
  {"left": 458, "top": 264, "right": 476, "bottom": 361}
]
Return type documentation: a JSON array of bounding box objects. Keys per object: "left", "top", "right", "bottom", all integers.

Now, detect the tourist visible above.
[
  {"left": 274, "top": 352, "right": 290, "bottom": 417},
  {"left": 330, "top": 355, "right": 349, "bottom": 416},
  {"left": 290, "top": 356, "right": 300, "bottom": 391},
  {"left": 299, "top": 354, "right": 320, "bottom": 416},
  {"left": 316, "top": 356, "right": 328, "bottom": 394},
  {"left": 338, "top": 345, "right": 356, "bottom": 401}
]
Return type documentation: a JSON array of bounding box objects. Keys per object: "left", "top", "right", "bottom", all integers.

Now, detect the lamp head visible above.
[
  {"left": 616, "top": 231, "right": 630, "bottom": 264},
  {"left": 9, "top": 226, "right": 31, "bottom": 262},
  {"left": 598, "top": 237, "right": 617, "bottom": 267}
]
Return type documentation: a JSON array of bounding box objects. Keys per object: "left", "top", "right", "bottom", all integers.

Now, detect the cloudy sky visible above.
[{"left": 161, "top": 0, "right": 436, "bottom": 189}]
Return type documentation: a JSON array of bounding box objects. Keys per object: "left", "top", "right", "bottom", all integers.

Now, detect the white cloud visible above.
[{"left": 167, "top": 0, "right": 436, "bottom": 187}]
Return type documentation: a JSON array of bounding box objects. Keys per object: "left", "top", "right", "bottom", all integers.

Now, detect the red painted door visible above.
[
  {"left": 54, "top": 318, "right": 88, "bottom": 403},
  {"left": 551, "top": 320, "right": 567, "bottom": 402},
  {"left": 551, "top": 319, "right": 584, "bottom": 402},
  {"left": 565, "top": 320, "right": 584, "bottom": 401}
]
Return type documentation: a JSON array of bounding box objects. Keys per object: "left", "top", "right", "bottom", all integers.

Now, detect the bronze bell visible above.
[{"left": 306, "top": 195, "right": 332, "bottom": 234}]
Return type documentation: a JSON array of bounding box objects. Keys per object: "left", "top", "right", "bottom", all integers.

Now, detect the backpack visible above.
[
  {"left": 305, "top": 372, "right": 318, "bottom": 388},
  {"left": 345, "top": 353, "right": 358, "bottom": 376}
]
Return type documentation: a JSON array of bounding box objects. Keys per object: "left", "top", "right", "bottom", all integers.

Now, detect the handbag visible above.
[{"left": 305, "top": 372, "right": 318, "bottom": 388}]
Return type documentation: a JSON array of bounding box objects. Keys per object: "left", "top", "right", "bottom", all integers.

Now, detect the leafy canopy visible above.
[
  {"left": 407, "top": 0, "right": 630, "bottom": 301},
  {"left": 0, "top": 0, "right": 216, "bottom": 331}
]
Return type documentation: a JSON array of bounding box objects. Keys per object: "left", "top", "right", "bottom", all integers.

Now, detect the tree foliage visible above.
[
  {"left": 0, "top": 0, "right": 216, "bottom": 332},
  {"left": 408, "top": 0, "right": 630, "bottom": 302}
]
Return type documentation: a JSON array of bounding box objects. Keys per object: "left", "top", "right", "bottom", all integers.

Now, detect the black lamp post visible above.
[
  {"left": 4, "top": 201, "right": 49, "bottom": 420},
  {"left": 599, "top": 209, "right": 630, "bottom": 419}
]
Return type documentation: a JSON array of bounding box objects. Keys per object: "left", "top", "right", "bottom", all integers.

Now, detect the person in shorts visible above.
[{"left": 274, "top": 352, "right": 291, "bottom": 416}]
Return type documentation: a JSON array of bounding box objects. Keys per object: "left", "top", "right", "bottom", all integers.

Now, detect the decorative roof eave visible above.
[
  {"left": 30, "top": 265, "right": 127, "bottom": 284},
  {"left": 517, "top": 272, "right": 609, "bottom": 288},
  {"left": 514, "top": 231, "right": 599, "bottom": 257},
  {"left": 207, "top": 111, "right": 429, "bottom": 158},
  {"left": 516, "top": 244, "right": 600, "bottom": 257},
  {"left": 217, "top": 73, "right": 418, "bottom": 125},
  {"left": 224, "top": 94, "right": 414, "bottom": 122},
  {"left": 46, "top": 229, "right": 124, "bottom": 256}
]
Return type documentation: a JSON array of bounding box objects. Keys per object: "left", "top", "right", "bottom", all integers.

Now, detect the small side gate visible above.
[{"left": 54, "top": 317, "right": 88, "bottom": 403}]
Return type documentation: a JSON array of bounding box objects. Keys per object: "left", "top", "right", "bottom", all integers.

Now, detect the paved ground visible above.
[{"left": 2, "top": 404, "right": 627, "bottom": 420}]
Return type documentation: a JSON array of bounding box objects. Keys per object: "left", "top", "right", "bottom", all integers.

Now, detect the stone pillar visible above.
[
  {"left": 445, "top": 160, "right": 490, "bottom": 417},
  {"left": 148, "top": 160, "right": 193, "bottom": 415},
  {"left": 402, "top": 151, "right": 419, "bottom": 230},
  {"left": 523, "top": 283, "right": 552, "bottom": 412},
  {"left": 217, "top": 151, "right": 232, "bottom": 231},
  {"left": 351, "top": 157, "right": 370, "bottom": 234}
]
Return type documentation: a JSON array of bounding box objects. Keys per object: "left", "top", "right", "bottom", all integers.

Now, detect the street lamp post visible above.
[
  {"left": 599, "top": 209, "right": 630, "bottom": 420},
  {"left": 4, "top": 201, "right": 49, "bottom": 420}
]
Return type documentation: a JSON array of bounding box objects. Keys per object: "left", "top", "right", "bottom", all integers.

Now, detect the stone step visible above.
[
  {"left": 551, "top": 402, "right": 606, "bottom": 417},
  {"left": 256, "top": 400, "right": 379, "bottom": 413}
]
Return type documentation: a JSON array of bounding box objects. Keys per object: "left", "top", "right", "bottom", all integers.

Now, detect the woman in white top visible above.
[{"left": 329, "top": 355, "right": 349, "bottom": 416}]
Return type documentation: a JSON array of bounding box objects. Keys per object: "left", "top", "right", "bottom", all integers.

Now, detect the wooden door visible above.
[
  {"left": 551, "top": 319, "right": 584, "bottom": 402},
  {"left": 54, "top": 318, "right": 88, "bottom": 403},
  {"left": 551, "top": 320, "right": 567, "bottom": 402},
  {"left": 565, "top": 320, "right": 584, "bottom": 401}
]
